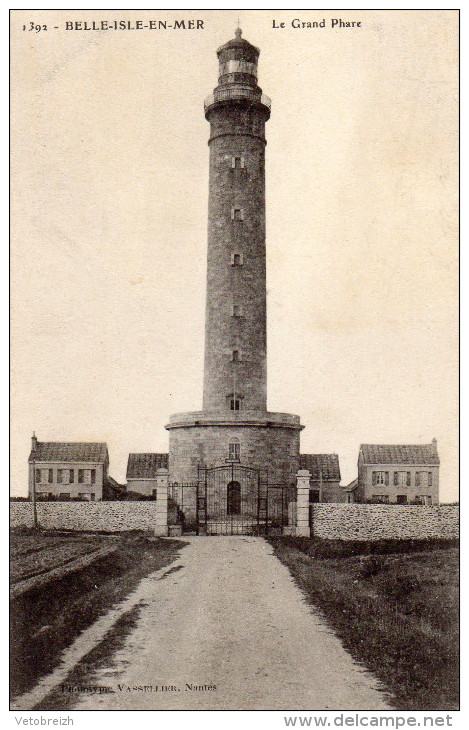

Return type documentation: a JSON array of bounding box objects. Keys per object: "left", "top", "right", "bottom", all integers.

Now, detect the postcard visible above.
[{"left": 10, "top": 9, "right": 459, "bottom": 716}]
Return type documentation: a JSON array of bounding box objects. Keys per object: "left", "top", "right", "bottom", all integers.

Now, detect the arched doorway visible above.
[{"left": 227, "top": 481, "right": 241, "bottom": 515}]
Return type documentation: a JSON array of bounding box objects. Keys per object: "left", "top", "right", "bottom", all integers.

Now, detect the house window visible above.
[
  {"left": 372, "top": 495, "right": 389, "bottom": 503},
  {"left": 232, "top": 349, "right": 239, "bottom": 362},
  {"left": 91, "top": 469, "right": 96, "bottom": 484},
  {"left": 230, "top": 398, "right": 240, "bottom": 411},
  {"left": 78, "top": 469, "right": 84, "bottom": 484},
  {"left": 59, "top": 493, "right": 71, "bottom": 500},
  {"left": 394, "top": 471, "right": 411, "bottom": 486},
  {"left": 231, "top": 207, "right": 244, "bottom": 221},
  {"left": 373, "top": 471, "right": 389, "bottom": 486},
  {"left": 69, "top": 469, "right": 75, "bottom": 483},
  {"left": 228, "top": 440, "right": 240, "bottom": 461},
  {"left": 232, "top": 305, "right": 242, "bottom": 317},
  {"left": 396, "top": 495, "right": 408, "bottom": 504},
  {"left": 35, "top": 469, "right": 41, "bottom": 483},
  {"left": 48, "top": 469, "right": 53, "bottom": 484},
  {"left": 231, "top": 156, "right": 245, "bottom": 169},
  {"left": 309, "top": 489, "right": 320, "bottom": 503},
  {"left": 416, "top": 472, "right": 428, "bottom": 487},
  {"left": 231, "top": 253, "right": 244, "bottom": 266},
  {"left": 57, "top": 469, "right": 63, "bottom": 484}
]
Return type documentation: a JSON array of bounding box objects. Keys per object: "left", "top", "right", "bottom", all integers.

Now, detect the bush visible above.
[
  {"left": 271, "top": 536, "right": 458, "bottom": 560},
  {"left": 380, "top": 573, "right": 422, "bottom": 604},
  {"left": 121, "top": 491, "right": 155, "bottom": 501},
  {"left": 358, "top": 554, "right": 389, "bottom": 580}
]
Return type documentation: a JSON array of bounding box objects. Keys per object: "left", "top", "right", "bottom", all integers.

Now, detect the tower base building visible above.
[{"left": 167, "top": 410, "right": 303, "bottom": 486}]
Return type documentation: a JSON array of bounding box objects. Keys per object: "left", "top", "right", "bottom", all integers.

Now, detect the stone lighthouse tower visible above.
[
  {"left": 166, "top": 30, "right": 303, "bottom": 487},
  {"left": 203, "top": 27, "right": 268, "bottom": 414}
]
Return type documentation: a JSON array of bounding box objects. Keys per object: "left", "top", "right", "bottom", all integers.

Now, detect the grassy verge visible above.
[
  {"left": 268, "top": 537, "right": 459, "bottom": 711},
  {"left": 33, "top": 603, "right": 145, "bottom": 711},
  {"left": 10, "top": 532, "right": 186, "bottom": 700}
]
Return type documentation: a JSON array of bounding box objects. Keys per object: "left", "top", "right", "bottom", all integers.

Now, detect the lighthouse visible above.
[
  {"left": 203, "top": 27, "right": 269, "bottom": 414},
  {"left": 166, "top": 30, "right": 303, "bottom": 493}
]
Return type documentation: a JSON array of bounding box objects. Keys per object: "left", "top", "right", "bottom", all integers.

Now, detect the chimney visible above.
[{"left": 31, "top": 432, "right": 37, "bottom": 452}]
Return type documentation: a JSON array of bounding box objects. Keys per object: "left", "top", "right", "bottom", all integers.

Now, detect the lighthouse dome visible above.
[{"left": 217, "top": 29, "right": 260, "bottom": 85}]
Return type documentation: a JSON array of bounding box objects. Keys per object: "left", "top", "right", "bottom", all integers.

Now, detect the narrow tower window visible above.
[
  {"left": 230, "top": 398, "right": 241, "bottom": 411},
  {"left": 231, "top": 349, "right": 240, "bottom": 362},
  {"left": 231, "top": 252, "right": 244, "bottom": 266},
  {"left": 231, "top": 156, "right": 245, "bottom": 169},
  {"left": 231, "top": 207, "right": 244, "bottom": 221},
  {"left": 228, "top": 439, "right": 240, "bottom": 461},
  {"left": 232, "top": 305, "right": 243, "bottom": 317}
]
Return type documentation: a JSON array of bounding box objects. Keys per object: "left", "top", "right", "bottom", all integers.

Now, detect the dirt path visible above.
[{"left": 21, "top": 537, "right": 392, "bottom": 710}]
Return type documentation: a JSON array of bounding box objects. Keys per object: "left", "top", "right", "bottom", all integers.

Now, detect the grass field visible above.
[
  {"left": 10, "top": 530, "right": 116, "bottom": 588},
  {"left": 10, "top": 529, "right": 186, "bottom": 700},
  {"left": 268, "top": 537, "right": 459, "bottom": 711}
]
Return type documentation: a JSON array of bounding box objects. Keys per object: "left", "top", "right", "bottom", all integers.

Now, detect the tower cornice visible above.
[{"left": 166, "top": 411, "right": 304, "bottom": 432}]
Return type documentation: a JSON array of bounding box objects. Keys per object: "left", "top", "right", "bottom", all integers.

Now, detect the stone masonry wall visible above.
[
  {"left": 310, "top": 504, "right": 459, "bottom": 540},
  {"left": 169, "top": 423, "right": 300, "bottom": 485},
  {"left": 10, "top": 502, "right": 158, "bottom": 532},
  {"left": 10, "top": 501, "right": 459, "bottom": 540}
]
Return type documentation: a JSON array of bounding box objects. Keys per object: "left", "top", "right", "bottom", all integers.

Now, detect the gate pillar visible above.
[
  {"left": 154, "top": 468, "right": 169, "bottom": 537},
  {"left": 296, "top": 469, "right": 311, "bottom": 537}
]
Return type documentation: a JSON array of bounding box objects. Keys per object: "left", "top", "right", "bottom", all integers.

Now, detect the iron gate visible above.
[
  {"left": 199, "top": 464, "right": 260, "bottom": 535},
  {"left": 170, "top": 466, "right": 295, "bottom": 535}
]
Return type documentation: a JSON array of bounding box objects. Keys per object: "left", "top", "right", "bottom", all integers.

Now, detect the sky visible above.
[{"left": 10, "top": 9, "right": 458, "bottom": 500}]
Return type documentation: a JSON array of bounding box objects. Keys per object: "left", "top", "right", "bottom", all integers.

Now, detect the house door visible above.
[{"left": 227, "top": 481, "right": 241, "bottom": 515}]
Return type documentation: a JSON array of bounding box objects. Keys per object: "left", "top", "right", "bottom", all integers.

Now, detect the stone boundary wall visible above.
[
  {"left": 9, "top": 502, "right": 157, "bottom": 532},
  {"left": 10, "top": 502, "right": 459, "bottom": 540},
  {"left": 310, "top": 504, "right": 459, "bottom": 540}
]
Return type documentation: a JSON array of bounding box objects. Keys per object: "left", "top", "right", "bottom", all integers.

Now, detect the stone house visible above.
[
  {"left": 126, "top": 453, "right": 169, "bottom": 497},
  {"left": 356, "top": 441, "right": 440, "bottom": 505},
  {"left": 343, "top": 477, "right": 358, "bottom": 503},
  {"left": 28, "top": 434, "right": 109, "bottom": 501},
  {"left": 299, "top": 454, "right": 343, "bottom": 502}
]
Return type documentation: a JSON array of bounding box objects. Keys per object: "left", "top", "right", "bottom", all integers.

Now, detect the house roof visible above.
[
  {"left": 360, "top": 443, "right": 439, "bottom": 466},
  {"left": 127, "top": 453, "right": 169, "bottom": 479},
  {"left": 29, "top": 442, "right": 108, "bottom": 463},
  {"left": 299, "top": 454, "right": 341, "bottom": 481},
  {"left": 343, "top": 477, "right": 358, "bottom": 492},
  {"left": 106, "top": 475, "right": 125, "bottom": 491}
]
